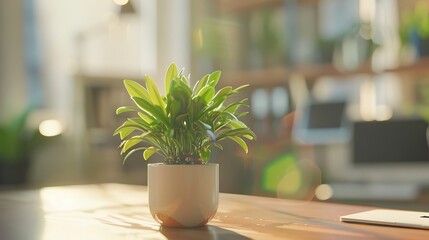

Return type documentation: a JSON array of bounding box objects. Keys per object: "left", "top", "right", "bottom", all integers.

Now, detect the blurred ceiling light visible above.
[
  {"left": 359, "top": 0, "right": 376, "bottom": 23},
  {"left": 315, "top": 184, "right": 333, "bottom": 201},
  {"left": 39, "top": 119, "right": 63, "bottom": 137},
  {"left": 113, "top": 0, "right": 129, "bottom": 6}
]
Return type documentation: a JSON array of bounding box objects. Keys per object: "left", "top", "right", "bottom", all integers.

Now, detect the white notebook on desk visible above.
[{"left": 341, "top": 209, "right": 429, "bottom": 230}]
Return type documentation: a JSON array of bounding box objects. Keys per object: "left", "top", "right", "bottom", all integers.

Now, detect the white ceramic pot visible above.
[{"left": 148, "top": 163, "right": 219, "bottom": 227}]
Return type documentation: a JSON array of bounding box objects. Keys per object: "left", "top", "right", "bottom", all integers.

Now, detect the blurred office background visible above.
[{"left": 1, "top": 0, "right": 429, "bottom": 210}]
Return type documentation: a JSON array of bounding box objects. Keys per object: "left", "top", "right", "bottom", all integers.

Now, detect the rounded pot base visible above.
[
  {"left": 148, "top": 163, "right": 219, "bottom": 228},
  {"left": 153, "top": 212, "right": 215, "bottom": 228}
]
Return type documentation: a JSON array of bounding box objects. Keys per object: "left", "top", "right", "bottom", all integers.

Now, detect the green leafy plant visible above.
[
  {"left": 114, "top": 63, "right": 256, "bottom": 165},
  {"left": 0, "top": 109, "right": 42, "bottom": 163},
  {"left": 400, "top": 1, "right": 429, "bottom": 46}
]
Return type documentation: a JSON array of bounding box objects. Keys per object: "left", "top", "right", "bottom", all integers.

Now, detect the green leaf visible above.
[
  {"left": 123, "top": 147, "right": 147, "bottom": 164},
  {"left": 205, "top": 86, "right": 233, "bottom": 111},
  {"left": 116, "top": 106, "right": 139, "bottom": 115},
  {"left": 124, "top": 79, "right": 151, "bottom": 102},
  {"left": 228, "top": 136, "right": 248, "bottom": 153},
  {"left": 114, "top": 125, "right": 143, "bottom": 136},
  {"left": 119, "top": 128, "right": 134, "bottom": 140},
  {"left": 127, "top": 117, "right": 151, "bottom": 129},
  {"left": 243, "top": 134, "right": 254, "bottom": 140},
  {"left": 145, "top": 75, "right": 166, "bottom": 112},
  {"left": 236, "top": 111, "right": 249, "bottom": 118},
  {"left": 234, "top": 84, "right": 249, "bottom": 92},
  {"left": 167, "top": 79, "right": 193, "bottom": 123},
  {"left": 168, "top": 129, "right": 174, "bottom": 138},
  {"left": 137, "top": 112, "right": 154, "bottom": 124},
  {"left": 198, "top": 120, "right": 212, "bottom": 130},
  {"left": 121, "top": 138, "right": 143, "bottom": 154},
  {"left": 190, "top": 96, "right": 206, "bottom": 119},
  {"left": 132, "top": 97, "right": 168, "bottom": 125},
  {"left": 168, "top": 100, "right": 182, "bottom": 123},
  {"left": 217, "top": 128, "right": 256, "bottom": 141},
  {"left": 165, "top": 63, "right": 178, "bottom": 94},
  {"left": 199, "top": 147, "right": 211, "bottom": 163},
  {"left": 178, "top": 68, "right": 185, "bottom": 77},
  {"left": 113, "top": 121, "right": 145, "bottom": 136},
  {"left": 119, "top": 131, "right": 152, "bottom": 149},
  {"left": 208, "top": 70, "right": 221, "bottom": 87},
  {"left": 181, "top": 75, "right": 189, "bottom": 86},
  {"left": 172, "top": 76, "right": 193, "bottom": 96},
  {"left": 193, "top": 74, "right": 209, "bottom": 96},
  {"left": 143, "top": 147, "right": 159, "bottom": 160},
  {"left": 225, "top": 98, "right": 249, "bottom": 114},
  {"left": 220, "top": 111, "right": 239, "bottom": 121},
  {"left": 196, "top": 86, "right": 215, "bottom": 104},
  {"left": 229, "top": 120, "right": 248, "bottom": 129},
  {"left": 213, "top": 86, "right": 233, "bottom": 101},
  {"left": 214, "top": 143, "right": 223, "bottom": 150}
]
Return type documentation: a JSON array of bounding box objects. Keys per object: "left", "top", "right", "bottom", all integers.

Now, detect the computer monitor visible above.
[
  {"left": 314, "top": 118, "right": 429, "bottom": 201},
  {"left": 353, "top": 119, "right": 429, "bottom": 165},
  {"left": 293, "top": 100, "right": 350, "bottom": 144},
  {"left": 322, "top": 118, "right": 429, "bottom": 185}
]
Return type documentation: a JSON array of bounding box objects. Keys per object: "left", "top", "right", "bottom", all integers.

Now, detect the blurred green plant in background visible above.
[{"left": 0, "top": 109, "right": 44, "bottom": 184}]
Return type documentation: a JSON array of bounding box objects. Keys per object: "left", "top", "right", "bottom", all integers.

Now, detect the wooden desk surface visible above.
[{"left": 0, "top": 184, "right": 427, "bottom": 240}]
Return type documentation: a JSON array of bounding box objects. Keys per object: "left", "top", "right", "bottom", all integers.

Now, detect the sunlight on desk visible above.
[{"left": 1, "top": 184, "right": 428, "bottom": 240}]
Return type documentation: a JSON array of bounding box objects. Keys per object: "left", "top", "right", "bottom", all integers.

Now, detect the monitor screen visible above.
[
  {"left": 308, "top": 102, "right": 346, "bottom": 129},
  {"left": 293, "top": 100, "right": 349, "bottom": 144},
  {"left": 353, "top": 119, "right": 429, "bottom": 164}
]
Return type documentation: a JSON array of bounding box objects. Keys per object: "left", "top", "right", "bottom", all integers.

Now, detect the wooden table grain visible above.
[{"left": 0, "top": 184, "right": 427, "bottom": 240}]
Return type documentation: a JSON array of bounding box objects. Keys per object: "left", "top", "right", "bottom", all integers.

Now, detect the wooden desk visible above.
[{"left": 0, "top": 184, "right": 427, "bottom": 240}]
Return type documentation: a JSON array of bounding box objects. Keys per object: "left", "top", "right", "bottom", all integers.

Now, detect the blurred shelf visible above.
[
  {"left": 386, "top": 57, "right": 429, "bottom": 75},
  {"left": 75, "top": 73, "right": 145, "bottom": 87},
  {"left": 221, "top": 63, "right": 369, "bottom": 87},
  {"left": 74, "top": 59, "right": 429, "bottom": 90},
  {"left": 222, "top": 67, "right": 288, "bottom": 88},
  {"left": 217, "top": 0, "right": 283, "bottom": 13},
  {"left": 217, "top": 0, "right": 321, "bottom": 13},
  {"left": 222, "top": 58, "right": 429, "bottom": 87}
]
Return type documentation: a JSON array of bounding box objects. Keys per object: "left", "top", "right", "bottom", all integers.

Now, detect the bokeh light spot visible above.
[
  {"left": 39, "top": 119, "right": 63, "bottom": 137},
  {"left": 262, "top": 153, "right": 297, "bottom": 193},
  {"left": 277, "top": 167, "right": 302, "bottom": 194},
  {"left": 315, "top": 184, "right": 333, "bottom": 201}
]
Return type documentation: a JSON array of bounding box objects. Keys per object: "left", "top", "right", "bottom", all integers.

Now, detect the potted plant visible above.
[
  {"left": 399, "top": 2, "right": 429, "bottom": 58},
  {"left": 114, "top": 63, "right": 255, "bottom": 227}
]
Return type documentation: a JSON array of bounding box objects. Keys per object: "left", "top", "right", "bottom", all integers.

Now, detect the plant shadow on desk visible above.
[
  {"left": 95, "top": 209, "right": 250, "bottom": 240},
  {"left": 160, "top": 225, "right": 251, "bottom": 240}
]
